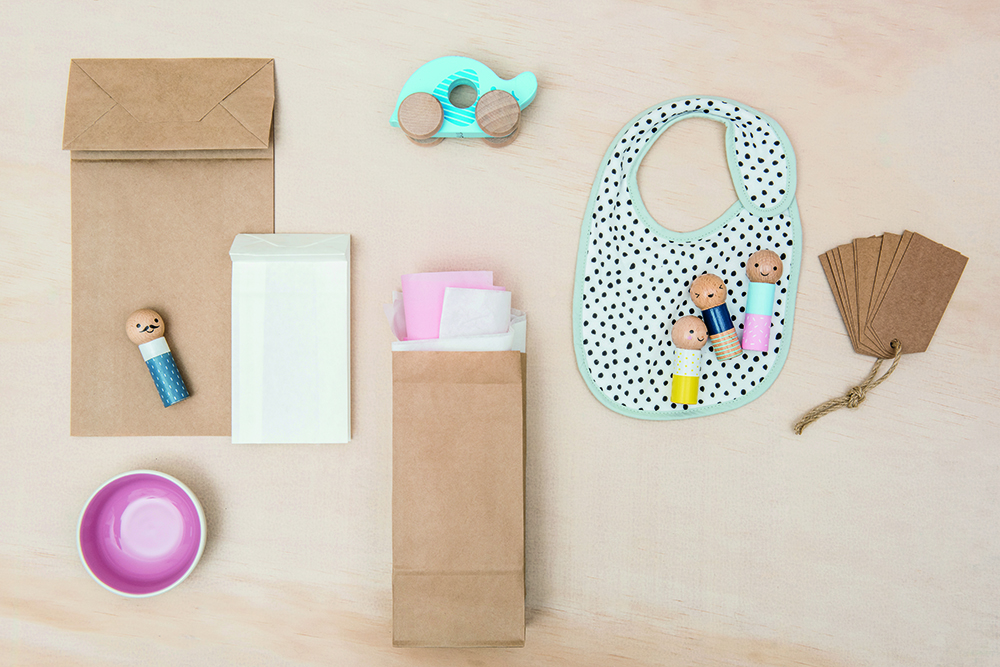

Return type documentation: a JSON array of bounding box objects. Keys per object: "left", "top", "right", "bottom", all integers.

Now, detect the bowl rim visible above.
[{"left": 77, "top": 469, "right": 207, "bottom": 598}]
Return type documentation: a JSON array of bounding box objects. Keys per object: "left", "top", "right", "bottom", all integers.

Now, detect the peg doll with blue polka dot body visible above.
[
  {"left": 689, "top": 273, "right": 742, "bottom": 362},
  {"left": 126, "top": 309, "right": 190, "bottom": 407},
  {"left": 742, "top": 249, "right": 783, "bottom": 353}
]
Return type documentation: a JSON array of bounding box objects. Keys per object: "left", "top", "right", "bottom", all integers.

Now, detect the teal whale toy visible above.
[{"left": 390, "top": 56, "right": 537, "bottom": 147}]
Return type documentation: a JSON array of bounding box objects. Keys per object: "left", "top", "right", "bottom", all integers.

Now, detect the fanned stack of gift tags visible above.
[{"left": 819, "top": 231, "right": 967, "bottom": 358}]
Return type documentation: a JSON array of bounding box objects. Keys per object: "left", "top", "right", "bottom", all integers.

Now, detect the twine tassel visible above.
[{"left": 794, "top": 339, "right": 902, "bottom": 435}]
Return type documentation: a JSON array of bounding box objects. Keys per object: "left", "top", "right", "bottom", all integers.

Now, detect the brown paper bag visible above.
[
  {"left": 392, "top": 351, "right": 525, "bottom": 647},
  {"left": 62, "top": 59, "right": 275, "bottom": 435}
]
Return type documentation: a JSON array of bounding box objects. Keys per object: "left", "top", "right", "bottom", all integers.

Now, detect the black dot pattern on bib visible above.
[{"left": 578, "top": 97, "right": 797, "bottom": 413}]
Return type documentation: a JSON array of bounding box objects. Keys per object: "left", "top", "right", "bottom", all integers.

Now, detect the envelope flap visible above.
[
  {"left": 230, "top": 233, "right": 350, "bottom": 261},
  {"left": 63, "top": 61, "right": 117, "bottom": 149},
  {"left": 220, "top": 60, "right": 275, "bottom": 145},
  {"left": 74, "top": 58, "right": 271, "bottom": 122},
  {"left": 63, "top": 58, "right": 275, "bottom": 151}
]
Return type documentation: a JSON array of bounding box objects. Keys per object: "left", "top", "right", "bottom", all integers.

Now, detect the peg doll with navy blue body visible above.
[{"left": 689, "top": 273, "right": 742, "bottom": 362}]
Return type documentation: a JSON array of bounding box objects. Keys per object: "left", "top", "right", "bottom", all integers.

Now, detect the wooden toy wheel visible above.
[
  {"left": 407, "top": 136, "right": 445, "bottom": 147},
  {"left": 480, "top": 123, "right": 520, "bottom": 148},
  {"left": 397, "top": 92, "right": 443, "bottom": 144},
  {"left": 475, "top": 90, "right": 520, "bottom": 138}
]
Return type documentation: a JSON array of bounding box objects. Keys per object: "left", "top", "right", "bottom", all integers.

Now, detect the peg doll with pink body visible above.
[{"left": 742, "top": 249, "right": 784, "bottom": 353}]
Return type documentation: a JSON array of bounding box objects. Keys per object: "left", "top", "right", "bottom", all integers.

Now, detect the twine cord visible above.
[{"left": 793, "top": 339, "right": 902, "bottom": 435}]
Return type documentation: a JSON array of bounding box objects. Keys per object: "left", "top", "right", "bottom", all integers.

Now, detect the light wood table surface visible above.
[{"left": 2, "top": 2, "right": 998, "bottom": 665}]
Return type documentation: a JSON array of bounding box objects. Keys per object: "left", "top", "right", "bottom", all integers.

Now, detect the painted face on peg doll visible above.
[
  {"left": 126, "top": 309, "right": 165, "bottom": 345},
  {"left": 671, "top": 315, "right": 708, "bottom": 350},
  {"left": 746, "top": 249, "right": 783, "bottom": 284},
  {"left": 689, "top": 274, "right": 727, "bottom": 310}
]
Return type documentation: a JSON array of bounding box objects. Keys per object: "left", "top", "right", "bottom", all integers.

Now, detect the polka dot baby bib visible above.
[{"left": 572, "top": 96, "right": 801, "bottom": 419}]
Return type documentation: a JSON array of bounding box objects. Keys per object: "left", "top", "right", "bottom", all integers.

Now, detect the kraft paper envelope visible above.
[
  {"left": 230, "top": 234, "right": 351, "bottom": 444},
  {"left": 63, "top": 58, "right": 275, "bottom": 435},
  {"left": 392, "top": 351, "right": 525, "bottom": 647}
]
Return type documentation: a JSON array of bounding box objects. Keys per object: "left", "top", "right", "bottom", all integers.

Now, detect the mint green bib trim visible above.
[{"left": 572, "top": 96, "right": 802, "bottom": 420}]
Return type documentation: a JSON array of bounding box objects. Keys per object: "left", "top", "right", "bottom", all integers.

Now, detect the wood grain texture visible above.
[
  {"left": 397, "top": 93, "right": 443, "bottom": 141},
  {"left": 475, "top": 89, "right": 520, "bottom": 137},
  {"left": 1, "top": 1, "right": 999, "bottom": 665}
]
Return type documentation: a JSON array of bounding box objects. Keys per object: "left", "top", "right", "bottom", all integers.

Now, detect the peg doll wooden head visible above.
[
  {"left": 671, "top": 315, "right": 708, "bottom": 350},
  {"left": 689, "top": 274, "right": 728, "bottom": 310},
  {"left": 126, "top": 308, "right": 166, "bottom": 345},
  {"left": 746, "top": 249, "right": 783, "bottom": 284}
]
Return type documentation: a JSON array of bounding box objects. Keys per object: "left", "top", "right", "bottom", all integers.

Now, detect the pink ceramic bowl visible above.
[{"left": 77, "top": 470, "right": 206, "bottom": 597}]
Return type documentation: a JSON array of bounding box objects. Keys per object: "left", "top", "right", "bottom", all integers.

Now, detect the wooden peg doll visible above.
[
  {"left": 742, "top": 249, "right": 784, "bottom": 353},
  {"left": 126, "top": 309, "right": 189, "bottom": 407},
  {"left": 670, "top": 316, "right": 708, "bottom": 404},
  {"left": 689, "top": 273, "right": 742, "bottom": 361}
]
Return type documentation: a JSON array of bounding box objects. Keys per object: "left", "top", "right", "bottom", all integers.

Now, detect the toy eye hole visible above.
[
  {"left": 718, "top": 284, "right": 724, "bottom": 290},
  {"left": 154, "top": 318, "right": 159, "bottom": 323},
  {"left": 689, "top": 329, "right": 694, "bottom": 334},
  {"left": 754, "top": 263, "right": 759, "bottom": 268},
  {"left": 773, "top": 266, "right": 778, "bottom": 271},
  {"left": 693, "top": 292, "right": 700, "bottom": 298},
  {"left": 136, "top": 324, "right": 140, "bottom": 328}
]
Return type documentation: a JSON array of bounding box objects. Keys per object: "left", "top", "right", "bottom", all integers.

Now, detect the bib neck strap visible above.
[{"left": 616, "top": 96, "right": 797, "bottom": 227}]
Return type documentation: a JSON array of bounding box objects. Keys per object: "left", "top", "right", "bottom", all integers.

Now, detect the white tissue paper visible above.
[{"left": 438, "top": 287, "right": 512, "bottom": 338}]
